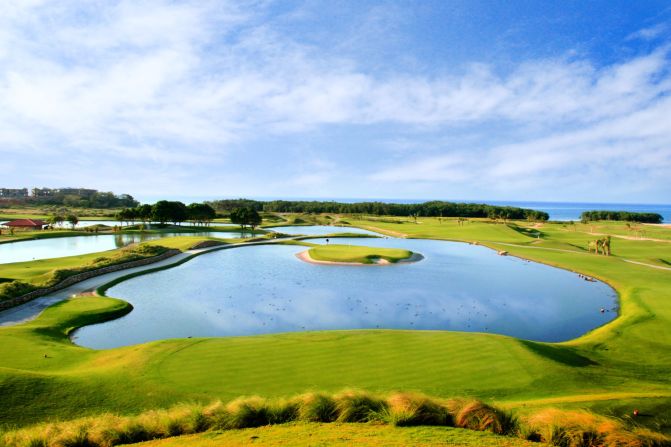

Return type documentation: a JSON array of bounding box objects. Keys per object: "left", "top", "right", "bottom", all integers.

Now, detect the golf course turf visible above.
[
  {"left": 301, "top": 244, "right": 417, "bottom": 264},
  {"left": 0, "top": 217, "right": 670, "bottom": 444}
]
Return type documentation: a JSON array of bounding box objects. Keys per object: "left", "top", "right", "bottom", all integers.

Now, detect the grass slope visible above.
[
  {"left": 0, "top": 217, "right": 670, "bottom": 435},
  {"left": 308, "top": 244, "right": 414, "bottom": 264},
  {"left": 133, "top": 423, "right": 543, "bottom": 447}
]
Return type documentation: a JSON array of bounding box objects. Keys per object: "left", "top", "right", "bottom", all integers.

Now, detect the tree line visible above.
[
  {"left": 116, "top": 201, "right": 217, "bottom": 226},
  {"left": 206, "top": 199, "right": 549, "bottom": 221},
  {"left": 0, "top": 188, "right": 139, "bottom": 208},
  {"left": 115, "top": 201, "right": 263, "bottom": 230},
  {"left": 580, "top": 210, "right": 663, "bottom": 224}
]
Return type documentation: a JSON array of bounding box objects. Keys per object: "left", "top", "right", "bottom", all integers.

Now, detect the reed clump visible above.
[
  {"left": 523, "top": 408, "right": 670, "bottom": 447},
  {"left": 294, "top": 392, "right": 338, "bottom": 422},
  {"left": 333, "top": 390, "right": 387, "bottom": 422},
  {"left": 1, "top": 392, "right": 668, "bottom": 447},
  {"left": 382, "top": 392, "right": 452, "bottom": 427},
  {"left": 447, "top": 398, "right": 518, "bottom": 435}
]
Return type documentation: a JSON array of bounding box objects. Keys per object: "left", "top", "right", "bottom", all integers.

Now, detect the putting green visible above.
[{"left": 305, "top": 244, "right": 415, "bottom": 264}]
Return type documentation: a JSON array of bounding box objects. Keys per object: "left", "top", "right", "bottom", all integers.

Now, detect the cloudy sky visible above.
[{"left": 1, "top": 1, "right": 670, "bottom": 203}]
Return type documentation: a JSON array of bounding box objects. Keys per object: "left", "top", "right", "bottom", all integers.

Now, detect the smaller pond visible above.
[
  {"left": 0, "top": 231, "right": 248, "bottom": 264},
  {"left": 269, "top": 225, "right": 381, "bottom": 236},
  {"left": 74, "top": 221, "right": 238, "bottom": 229}
]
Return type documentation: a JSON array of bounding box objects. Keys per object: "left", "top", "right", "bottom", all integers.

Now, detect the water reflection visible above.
[
  {"left": 269, "top": 225, "right": 381, "bottom": 236},
  {"left": 74, "top": 238, "right": 617, "bottom": 348},
  {"left": 0, "top": 231, "right": 246, "bottom": 264}
]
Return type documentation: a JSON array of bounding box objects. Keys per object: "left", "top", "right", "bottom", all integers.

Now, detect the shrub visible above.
[{"left": 0, "top": 281, "right": 36, "bottom": 302}]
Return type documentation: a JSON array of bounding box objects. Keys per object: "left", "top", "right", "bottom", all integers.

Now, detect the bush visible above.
[{"left": 0, "top": 281, "right": 36, "bottom": 302}]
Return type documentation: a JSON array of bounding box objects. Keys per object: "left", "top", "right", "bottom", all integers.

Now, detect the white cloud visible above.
[
  {"left": 626, "top": 23, "right": 669, "bottom": 41},
  {"left": 0, "top": 3, "right": 669, "bottom": 200}
]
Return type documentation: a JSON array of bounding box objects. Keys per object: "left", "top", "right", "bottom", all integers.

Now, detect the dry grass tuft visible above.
[
  {"left": 523, "top": 408, "right": 671, "bottom": 447},
  {"left": 294, "top": 393, "right": 338, "bottom": 422},
  {"left": 447, "top": 398, "right": 518, "bottom": 435},
  {"left": 333, "top": 390, "right": 387, "bottom": 422},
  {"left": 383, "top": 392, "right": 452, "bottom": 426},
  {"left": 1, "top": 393, "right": 669, "bottom": 447}
]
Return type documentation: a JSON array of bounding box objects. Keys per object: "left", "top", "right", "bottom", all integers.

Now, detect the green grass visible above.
[
  {"left": 131, "top": 423, "right": 544, "bottom": 447},
  {"left": 307, "top": 244, "right": 414, "bottom": 264},
  {"left": 0, "top": 216, "right": 670, "bottom": 439},
  {"left": 0, "top": 236, "right": 232, "bottom": 286}
]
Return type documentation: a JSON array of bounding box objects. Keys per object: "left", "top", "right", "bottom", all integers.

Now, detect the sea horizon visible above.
[{"left": 135, "top": 195, "right": 671, "bottom": 223}]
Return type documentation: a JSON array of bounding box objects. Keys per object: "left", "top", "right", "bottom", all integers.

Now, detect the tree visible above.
[
  {"left": 136, "top": 204, "right": 153, "bottom": 224},
  {"left": 187, "top": 203, "right": 216, "bottom": 226},
  {"left": 115, "top": 209, "right": 130, "bottom": 226},
  {"left": 230, "top": 207, "right": 262, "bottom": 231},
  {"left": 48, "top": 215, "right": 64, "bottom": 228},
  {"left": 151, "top": 201, "right": 188, "bottom": 225},
  {"left": 66, "top": 214, "right": 79, "bottom": 229}
]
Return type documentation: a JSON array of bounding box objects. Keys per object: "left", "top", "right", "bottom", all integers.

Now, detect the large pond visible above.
[
  {"left": 73, "top": 238, "right": 617, "bottom": 349},
  {"left": 0, "top": 231, "right": 247, "bottom": 264}
]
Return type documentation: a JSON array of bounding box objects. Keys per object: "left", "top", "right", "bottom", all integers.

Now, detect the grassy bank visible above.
[
  {"left": 0, "top": 217, "right": 670, "bottom": 439},
  {"left": 5, "top": 390, "right": 667, "bottom": 446},
  {"left": 136, "top": 424, "right": 540, "bottom": 447},
  {"left": 0, "top": 235, "right": 243, "bottom": 303}
]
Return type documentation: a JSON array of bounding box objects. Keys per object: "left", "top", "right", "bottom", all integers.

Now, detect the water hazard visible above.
[
  {"left": 0, "top": 231, "right": 247, "bottom": 264},
  {"left": 73, "top": 237, "right": 617, "bottom": 348}
]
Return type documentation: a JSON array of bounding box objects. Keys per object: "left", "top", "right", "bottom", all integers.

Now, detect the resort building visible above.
[{"left": 2, "top": 219, "right": 47, "bottom": 230}]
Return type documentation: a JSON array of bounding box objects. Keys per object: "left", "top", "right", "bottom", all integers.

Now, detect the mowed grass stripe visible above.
[{"left": 149, "top": 331, "right": 557, "bottom": 399}]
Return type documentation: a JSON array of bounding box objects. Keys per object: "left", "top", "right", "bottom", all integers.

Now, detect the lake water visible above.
[
  {"left": 0, "top": 231, "right": 246, "bottom": 264},
  {"left": 74, "top": 221, "right": 238, "bottom": 228},
  {"left": 0, "top": 220, "right": 239, "bottom": 228},
  {"left": 269, "top": 225, "right": 382, "bottom": 236},
  {"left": 73, "top": 237, "right": 617, "bottom": 349}
]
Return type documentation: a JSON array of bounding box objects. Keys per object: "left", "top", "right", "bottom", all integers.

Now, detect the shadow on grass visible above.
[{"left": 519, "top": 340, "right": 598, "bottom": 367}]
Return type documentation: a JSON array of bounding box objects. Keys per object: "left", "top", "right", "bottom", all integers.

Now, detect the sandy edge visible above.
[{"left": 296, "top": 250, "right": 424, "bottom": 266}]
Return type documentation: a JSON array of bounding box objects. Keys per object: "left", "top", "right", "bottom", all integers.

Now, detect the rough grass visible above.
[
  {"left": 2, "top": 392, "right": 667, "bottom": 447},
  {"left": 308, "top": 244, "right": 414, "bottom": 263}
]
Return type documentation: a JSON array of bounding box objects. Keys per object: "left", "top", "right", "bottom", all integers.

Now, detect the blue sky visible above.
[{"left": 1, "top": 1, "right": 670, "bottom": 203}]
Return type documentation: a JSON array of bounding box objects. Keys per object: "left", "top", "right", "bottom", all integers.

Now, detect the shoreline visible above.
[{"left": 296, "top": 250, "right": 424, "bottom": 266}]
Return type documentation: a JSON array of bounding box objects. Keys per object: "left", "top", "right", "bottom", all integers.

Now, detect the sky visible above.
[{"left": 1, "top": 0, "right": 670, "bottom": 204}]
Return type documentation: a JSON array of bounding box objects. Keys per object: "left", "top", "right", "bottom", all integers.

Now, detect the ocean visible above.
[{"left": 139, "top": 195, "right": 671, "bottom": 223}]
